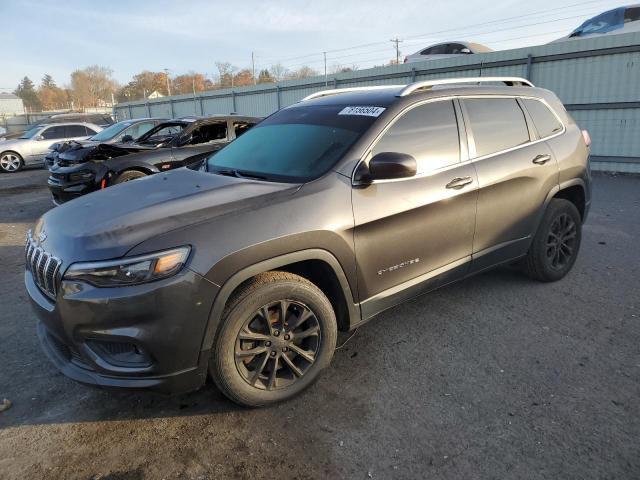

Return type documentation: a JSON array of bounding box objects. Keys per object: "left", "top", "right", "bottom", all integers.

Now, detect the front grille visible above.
[{"left": 25, "top": 231, "right": 62, "bottom": 300}]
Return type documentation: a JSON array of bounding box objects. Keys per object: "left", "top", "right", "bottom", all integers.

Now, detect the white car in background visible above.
[
  {"left": 0, "top": 122, "right": 102, "bottom": 173},
  {"left": 404, "top": 41, "right": 492, "bottom": 64},
  {"left": 554, "top": 4, "right": 640, "bottom": 41}
]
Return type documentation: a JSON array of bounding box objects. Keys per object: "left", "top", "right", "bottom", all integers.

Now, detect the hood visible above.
[
  {"left": 0, "top": 138, "right": 27, "bottom": 149},
  {"left": 57, "top": 142, "right": 156, "bottom": 165},
  {"left": 36, "top": 168, "right": 300, "bottom": 263}
]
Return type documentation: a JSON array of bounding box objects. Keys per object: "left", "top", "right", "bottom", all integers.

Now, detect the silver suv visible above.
[{"left": 0, "top": 122, "right": 102, "bottom": 173}]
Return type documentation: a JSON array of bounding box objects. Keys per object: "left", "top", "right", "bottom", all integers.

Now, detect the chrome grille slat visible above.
[{"left": 24, "top": 230, "right": 62, "bottom": 300}]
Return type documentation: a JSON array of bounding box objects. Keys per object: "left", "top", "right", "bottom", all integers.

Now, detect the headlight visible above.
[
  {"left": 64, "top": 246, "right": 190, "bottom": 287},
  {"left": 68, "top": 170, "right": 94, "bottom": 181}
]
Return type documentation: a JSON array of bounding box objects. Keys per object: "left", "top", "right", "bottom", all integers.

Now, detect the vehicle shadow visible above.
[{"left": 0, "top": 259, "right": 533, "bottom": 429}]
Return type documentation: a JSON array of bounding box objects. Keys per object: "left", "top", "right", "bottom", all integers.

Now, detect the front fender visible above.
[{"left": 199, "top": 248, "right": 360, "bottom": 355}]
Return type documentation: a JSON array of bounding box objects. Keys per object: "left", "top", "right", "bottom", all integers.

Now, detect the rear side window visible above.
[
  {"left": 523, "top": 99, "right": 563, "bottom": 139},
  {"left": 464, "top": 98, "right": 530, "bottom": 157},
  {"left": 85, "top": 127, "right": 98, "bottom": 135},
  {"left": 372, "top": 100, "right": 460, "bottom": 173}
]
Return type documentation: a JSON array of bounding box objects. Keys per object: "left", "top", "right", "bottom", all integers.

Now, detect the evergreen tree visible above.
[{"left": 14, "top": 76, "right": 42, "bottom": 111}]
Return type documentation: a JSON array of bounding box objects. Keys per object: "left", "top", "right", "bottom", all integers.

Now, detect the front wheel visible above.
[
  {"left": 210, "top": 272, "right": 337, "bottom": 407},
  {"left": 112, "top": 170, "right": 147, "bottom": 184},
  {"left": 0, "top": 152, "right": 23, "bottom": 173},
  {"left": 523, "top": 198, "right": 582, "bottom": 282}
]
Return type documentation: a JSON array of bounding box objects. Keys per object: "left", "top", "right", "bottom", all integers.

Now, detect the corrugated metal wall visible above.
[{"left": 115, "top": 32, "right": 640, "bottom": 172}]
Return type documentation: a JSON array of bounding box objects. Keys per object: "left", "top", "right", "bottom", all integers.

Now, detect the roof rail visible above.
[
  {"left": 398, "top": 77, "right": 534, "bottom": 96},
  {"left": 301, "top": 85, "right": 404, "bottom": 101}
]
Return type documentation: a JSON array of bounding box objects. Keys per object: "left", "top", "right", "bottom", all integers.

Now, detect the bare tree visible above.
[{"left": 268, "top": 63, "right": 288, "bottom": 82}]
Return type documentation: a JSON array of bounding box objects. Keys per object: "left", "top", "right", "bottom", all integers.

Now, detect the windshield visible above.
[
  {"left": 571, "top": 7, "right": 625, "bottom": 36},
  {"left": 90, "top": 121, "right": 133, "bottom": 142},
  {"left": 135, "top": 122, "right": 186, "bottom": 146},
  {"left": 206, "top": 105, "right": 378, "bottom": 182},
  {"left": 19, "top": 126, "right": 43, "bottom": 139}
]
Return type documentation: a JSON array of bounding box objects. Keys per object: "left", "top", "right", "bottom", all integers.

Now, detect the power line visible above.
[
  {"left": 275, "top": 4, "right": 616, "bottom": 71},
  {"left": 260, "top": 0, "right": 618, "bottom": 66}
]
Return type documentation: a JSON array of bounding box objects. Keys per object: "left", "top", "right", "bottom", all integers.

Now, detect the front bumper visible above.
[
  {"left": 26, "top": 266, "right": 219, "bottom": 394},
  {"left": 48, "top": 166, "right": 101, "bottom": 204}
]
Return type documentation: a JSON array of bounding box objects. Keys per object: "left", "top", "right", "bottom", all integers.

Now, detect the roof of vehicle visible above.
[
  {"left": 298, "top": 77, "right": 545, "bottom": 108},
  {"left": 176, "top": 114, "right": 262, "bottom": 123},
  {"left": 414, "top": 41, "right": 493, "bottom": 53},
  {"left": 34, "top": 122, "right": 103, "bottom": 128}
]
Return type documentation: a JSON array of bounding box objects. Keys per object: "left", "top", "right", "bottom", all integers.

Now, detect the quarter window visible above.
[
  {"left": 372, "top": 100, "right": 460, "bottom": 173},
  {"left": 523, "top": 99, "right": 563, "bottom": 139},
  {"left": 464, "top": 98, "right": 530, "bottom": 157}
]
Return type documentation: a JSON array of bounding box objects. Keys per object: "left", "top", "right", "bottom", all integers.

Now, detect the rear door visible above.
[
  {"left": 461, "top": 96, "right": 560, "bottom": 271},
  {"left": 352, "top": 99, "right": 478, "bottom": 317}
]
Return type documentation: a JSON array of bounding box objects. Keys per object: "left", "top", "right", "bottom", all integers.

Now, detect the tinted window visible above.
[
  {"left": 423, "top": 44, "right": 447, "bottom": 55},
  {"left": 625, "top": 7, "right": 640, "bottom": 22},
  {"left": 41, "top": 126, "right": 66, "bottom": 140},
  {"left": 447, "top": 43, "right": 467, "bottom": 54},
  {"left": 85, "top": 127, "right": 98, "bottom": 135},
  {"left": 207, "top": 105, "right": 377, "bottom": 182},
  {"left": 372, "top": 100, "right": 460, "bottom": 173},
  {"left": 64, "top": 125, "right": 88, "bottom": 137},
  {"left": 188, "top": 122, "right": 227, "bottom": 145},
  {"left": 523, "top": 99, "right": 563, "bottom": 138},
  {"left": 464, "top": 98, "right": 530, "bottom": 157}
]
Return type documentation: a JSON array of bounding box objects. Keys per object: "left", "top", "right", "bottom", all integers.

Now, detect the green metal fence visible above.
[{"left": 114, "top": 32, "right": 640, "bottom": 173}]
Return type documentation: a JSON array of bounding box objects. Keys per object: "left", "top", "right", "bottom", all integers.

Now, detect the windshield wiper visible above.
[{"left": 212, "top": 168, "right": 268, "bottom": 181}]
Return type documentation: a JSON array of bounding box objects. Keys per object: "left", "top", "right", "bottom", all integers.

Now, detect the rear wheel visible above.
[
  {"left": 0, "top": 152, "right": 23, "bottom": 173},
  {"left": 210, "top": 272, "right": 337, "bottom": 407},
  {"left": 524, "top": 199, "right": 582, "bottom": 282},
  {"left": 112, "top": 170, "right": 147, "bottom": 184}
]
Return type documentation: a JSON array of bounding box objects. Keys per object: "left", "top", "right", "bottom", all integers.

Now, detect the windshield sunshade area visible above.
[
  {"left": 206, "top": 105, "right": 379, "bottom": 182},
  {"left": 90, "top": 121, "right": 133, "bottom": 142},
  {"left": 136, "top": 122, "right": 186, "bottom": 146}
]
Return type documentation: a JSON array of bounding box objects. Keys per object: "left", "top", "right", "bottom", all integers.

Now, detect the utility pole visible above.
[
  {"left": 390, "top": 37, "right": 403, "bottom": 64},
  {"left": 252, "top": 51, "right": 256, "bottom": 85},
  {"left": 324, "top": 52, "right": 328, "bottom": 86},
  {"left": 164, "top": 68, "right": 171, "bottom": 96}
]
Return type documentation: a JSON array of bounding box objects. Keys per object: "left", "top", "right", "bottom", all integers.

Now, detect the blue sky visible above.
[{"left": 0, "top": 0, "right": 626, "bottom": 91}]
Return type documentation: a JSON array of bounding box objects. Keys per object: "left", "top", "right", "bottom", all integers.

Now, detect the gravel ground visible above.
[{"left": 0, "top": 168, "right": 639, "bottom": 480}]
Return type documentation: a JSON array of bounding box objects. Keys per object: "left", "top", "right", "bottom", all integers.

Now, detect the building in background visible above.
[{"left": 0, "top": 93, "right": 25, "bottom": 115}]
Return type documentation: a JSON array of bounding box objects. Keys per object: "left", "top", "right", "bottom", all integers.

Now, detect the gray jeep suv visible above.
[{"left": 25, "top": 77, "right": 591, "bottom": 407}]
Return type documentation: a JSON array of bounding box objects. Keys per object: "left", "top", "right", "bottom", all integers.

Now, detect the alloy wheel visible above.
[
  {"left": 235, "top": 299, "right": 321, "bottom": 391},
  {"left": 0, "top": 154, "right": 21, "bottom": 172},
  {"left": 545, "top": 213, "right": 577, "bottom": 270}
]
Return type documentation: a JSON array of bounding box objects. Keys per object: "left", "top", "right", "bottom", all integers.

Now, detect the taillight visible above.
[{"left": 582, "top": 129, "right": 591, "bottom": 147}]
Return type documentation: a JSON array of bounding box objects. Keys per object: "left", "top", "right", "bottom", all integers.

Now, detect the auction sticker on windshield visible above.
[{"left": 338, "top": 106, "right": 386, "bottom": 117}]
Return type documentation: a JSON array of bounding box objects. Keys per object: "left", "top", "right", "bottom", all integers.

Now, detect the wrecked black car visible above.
[
  {"left": 44, "top": 118, "right": 167, "bottom": 169},
  {"left": 47, "top": 115, "right": 261, "bottom": 205}
]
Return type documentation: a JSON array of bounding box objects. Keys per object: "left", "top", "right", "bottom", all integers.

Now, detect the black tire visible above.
[
  {"left": 112, "top": 170, "right": 147, "bottom": 184},
  {"left": 524, "top": 199, "right": 582, "bottom": 282},
  {"left": 210, "top": 271, "right": 337, "bottom": 407},
  {"left": 0, "top": 151, "right": 23, "bottom": 173}
]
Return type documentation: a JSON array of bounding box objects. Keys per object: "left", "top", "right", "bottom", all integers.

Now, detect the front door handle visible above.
[
  {"left": 532, "top": 154, "right": 552, "bottom": 165},
  {"left": 445, "top": 176, "right": 473, "bottom": 189}
]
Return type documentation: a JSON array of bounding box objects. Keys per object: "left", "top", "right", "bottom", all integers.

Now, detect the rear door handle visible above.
[
  {"left": 532, "top": 154, "right": 552, "bottom": 165},
  {"left": 445, "top": 176, "right": 473, "bottom": 189}
]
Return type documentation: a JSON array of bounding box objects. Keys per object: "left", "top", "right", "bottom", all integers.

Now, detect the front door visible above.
[{"left": 352, "top": 99, "right": 478, "bottom": 318}]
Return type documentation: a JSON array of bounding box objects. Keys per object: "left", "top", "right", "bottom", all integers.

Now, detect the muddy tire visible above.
[{"left": 210, "top": 272, "right": 337, "bottom": 407}]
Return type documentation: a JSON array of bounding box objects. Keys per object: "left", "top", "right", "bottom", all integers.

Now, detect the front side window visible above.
[
  {"left": 64, "top": 125, "right": 89, "bottom": 137},
  {"left": 522, "top": 99, "right": 563, "bottom": 139},
  {"left": 372, "top": 100, "right": 460, "bottom": 174},
  {"left": 207, "top": 105, "right": 378, "bottom": 182},
  {"left": 464, "top": 98, "right": 530, "bottom": 157},
  {"left": 41, "top": 126, "right": 66, "bottom": 140},
  {"left": 136, "top": 122, "right": 186, "bottom": 146}
]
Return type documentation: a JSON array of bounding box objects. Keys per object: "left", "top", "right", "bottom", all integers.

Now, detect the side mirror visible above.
[
  {"left": 121, "top": 134, "right": 134, "bottom": 143},
  {"left": 35, "top": 135, "right": 44, "bottom": 141},
  {"left": 362, "top": 152, "right": 417, "bottom": 182}
]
